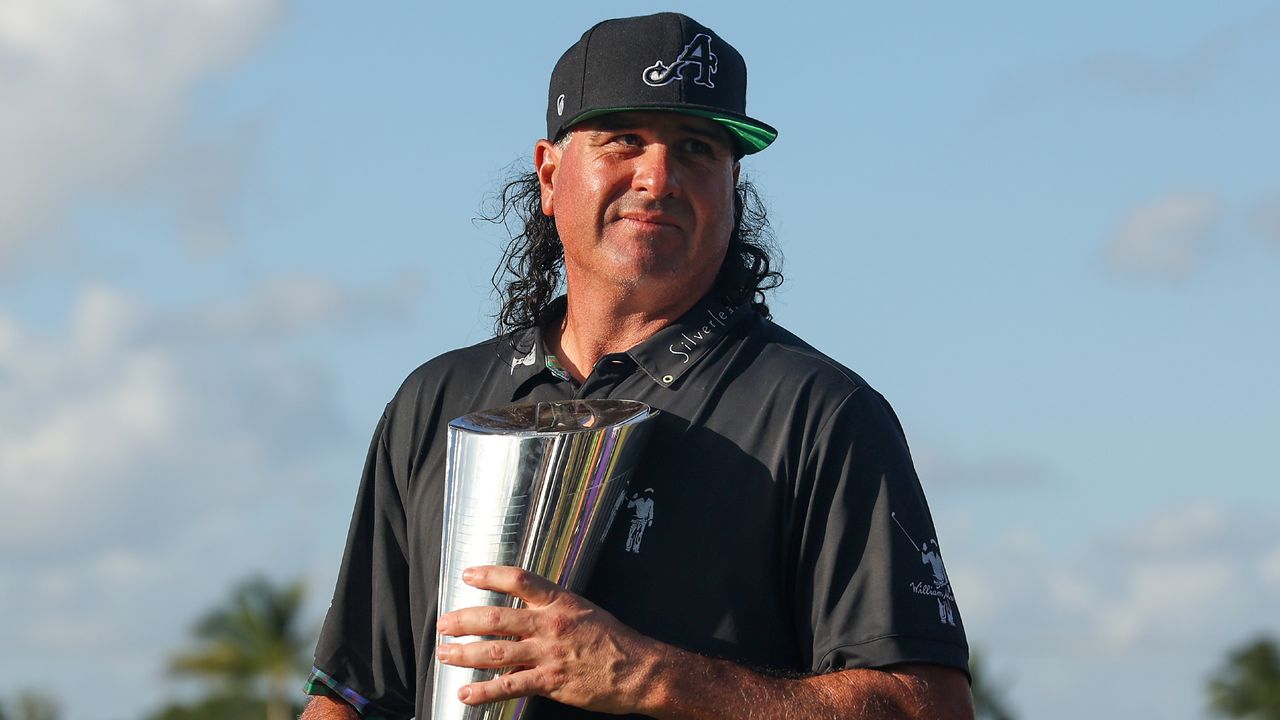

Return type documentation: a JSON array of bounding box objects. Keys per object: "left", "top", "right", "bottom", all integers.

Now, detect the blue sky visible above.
[{"left": 1, "top": 2, "right": 1278, "bottom": 719}]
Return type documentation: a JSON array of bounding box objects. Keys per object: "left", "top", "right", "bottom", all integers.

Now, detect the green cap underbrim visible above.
[{"left": 565, "top": 106, "right": 778, "bottom": 155}]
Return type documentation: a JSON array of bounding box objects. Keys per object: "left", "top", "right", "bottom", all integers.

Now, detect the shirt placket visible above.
[{"left": 576, "top": 352, "right": 638, "bottom": 399}]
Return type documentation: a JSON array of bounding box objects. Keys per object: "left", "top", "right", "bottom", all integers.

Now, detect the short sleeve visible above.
[
  {"left": 309, "top": 410, "right": 418, "bottom": 718},
  {"left": 791, "top": 387, "right": 969, "bottom": 676}
]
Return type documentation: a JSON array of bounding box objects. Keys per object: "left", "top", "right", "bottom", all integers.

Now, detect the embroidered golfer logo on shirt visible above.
[
  {"left": 510, "top": 346, "right": 536, "bottom": 374},
  {"left": 624, "top": 488, "right": 656, "bottom": 553},
  {"left": 891, "top": 512, "right": 958, "bottom": 627},
  {"left": 643, "top": 33, "right": 718, "bottom": 88}
]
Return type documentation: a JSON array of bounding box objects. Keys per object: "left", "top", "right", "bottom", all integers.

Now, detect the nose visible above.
[{"left": 631, "top": 143, "right": 680, "bottom": 199}]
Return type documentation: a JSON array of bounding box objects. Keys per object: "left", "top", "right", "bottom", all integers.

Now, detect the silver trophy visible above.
[{"left": 433, "top": 399, "right": 659, "bottom": 720}]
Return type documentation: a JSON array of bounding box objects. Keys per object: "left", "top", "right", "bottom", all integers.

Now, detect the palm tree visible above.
[
  {"left": 169, "top": 575, "right": 311, "bottom": 720},
  {"left": 1208, "top": 635, "right": 1280, "bottom": 719},
  {"left": 0, "top": 691, "right": 60, "bottom": 720}
]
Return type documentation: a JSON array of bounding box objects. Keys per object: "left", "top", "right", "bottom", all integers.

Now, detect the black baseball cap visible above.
[{"left": 546, "top": 13, "right": 778, "bottom": 155}]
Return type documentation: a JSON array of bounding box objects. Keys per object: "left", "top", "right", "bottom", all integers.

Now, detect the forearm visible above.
[
  {"left": 437, "top": 566, "right": 973, "bottom": 718},
  {"left": 299, "top": 695, "right": 361, "bottom": 720},
  {"left": 643, "top": 644, "right": 972, "bottom": 720}
]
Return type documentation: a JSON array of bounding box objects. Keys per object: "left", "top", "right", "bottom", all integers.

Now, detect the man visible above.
[{"left": 303, "top": 12, "right": 973, "bottom": 719}]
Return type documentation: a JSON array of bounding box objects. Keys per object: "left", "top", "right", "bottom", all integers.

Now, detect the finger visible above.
[
  {"left": 437, "top": 604, "right": 539, "bottom": 638},
  {"left": 463, "top": 566, "right": 561, "bottom": 606},
  {"left": 436, "top": 638, "right": 539, "bottom": 669},
  {"left": 457, "top": 667, "right": 549, "bottom": 705}
]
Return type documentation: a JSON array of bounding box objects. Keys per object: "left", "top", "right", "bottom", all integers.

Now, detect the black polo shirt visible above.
[{"left": 311, "top": 294, "right": 969, "bottom": 719}]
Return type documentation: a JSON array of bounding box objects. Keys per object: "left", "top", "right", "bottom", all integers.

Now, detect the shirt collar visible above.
[
  {"left": 505, "top": 294, "right": 753, "bottom": 391},
  {"left": 504, "top": 296, "right": 584, "bottom": 395},
  {"left": 627, "top": 295, "right": 752, "bottom": 389},
  {"left": 505, "top": 324, "right": 549, "bottom": 392}
]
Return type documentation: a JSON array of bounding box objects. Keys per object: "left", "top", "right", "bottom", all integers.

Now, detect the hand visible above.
[{"left": 435, "top": 565, "right": 662, "bottom": 714}]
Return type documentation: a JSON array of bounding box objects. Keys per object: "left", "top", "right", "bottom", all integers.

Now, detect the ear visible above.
[
  {"left": 534, "top": 139, "right": 559, "bottom": 217},
  {"left": 732, "top": 160, "right": 740, "bottom": 186}
]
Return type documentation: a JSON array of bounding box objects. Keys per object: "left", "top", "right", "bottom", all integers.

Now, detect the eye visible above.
[
  {"left": 611, "top": 133, "right": 643, "bottom": 147},
  {"left": 680, "top": 138, "right": 716, "bottom": 157}
]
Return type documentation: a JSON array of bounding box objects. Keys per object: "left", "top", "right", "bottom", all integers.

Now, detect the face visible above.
[{"left": 535, "top": 111, "right": 740, "bottom": 308}]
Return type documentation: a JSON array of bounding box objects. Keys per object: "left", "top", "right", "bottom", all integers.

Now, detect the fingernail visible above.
[
  {"left": 436, "top": 645, "right": 450, "bottom": 660},
  {"left": 459, "top": 687, "right": 472, "bottom": 702},
  {"left": 462, "top": 567, "right": 476, "bottom": 582}
]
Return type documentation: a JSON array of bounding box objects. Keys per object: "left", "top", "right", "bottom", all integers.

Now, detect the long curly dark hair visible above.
[{"left": 484, "top": 170, "right": 782, "bottom": 337}]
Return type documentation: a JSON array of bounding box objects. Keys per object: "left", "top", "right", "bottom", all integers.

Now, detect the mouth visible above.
[{"left": 617, "top": 213, "right": 683, "bottom": 231}]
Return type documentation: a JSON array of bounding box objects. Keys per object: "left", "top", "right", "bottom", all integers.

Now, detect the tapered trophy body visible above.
[{"left": 432, "top": 399, "right": 658, "bottom": 720}]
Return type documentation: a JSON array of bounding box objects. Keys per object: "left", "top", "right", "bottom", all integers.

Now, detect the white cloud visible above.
[
  {"left": 1059, "top": 501, "right": 1272, "bottom": 650},
  {"left": 1106, "top": 192, "right": 1221, "bottom": 279},
  {"left": 0, "top": 273, "right": 419, "bottom": 558},
  {"left": 1118, "top": 499, "right": 1225, "bottom": 554},
  {"left": 0, "top": 275, "right": 416, "bottom": 718},
  {"left": 952, "top": 499, "right": 1280, "bottom": 717},
  {"left": 1097, "top": 560, "right": 1234, "bottom": 649},
  {"left": 0, "top": 0, "right": 283, "bottom": 267},
  {"left": 951, "top": 500, "right": 1280, "bottom": 719}
]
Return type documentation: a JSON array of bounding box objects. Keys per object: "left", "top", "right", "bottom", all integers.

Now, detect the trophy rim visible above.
[{"left": 448, "top": 398, "right": 655, "bottom": 436}]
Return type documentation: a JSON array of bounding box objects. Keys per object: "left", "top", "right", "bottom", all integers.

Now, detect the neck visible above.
[{"left": 547, "top": 282, "right": 705, "bottom": 383}]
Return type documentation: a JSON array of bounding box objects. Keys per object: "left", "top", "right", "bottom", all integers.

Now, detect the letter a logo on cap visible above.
[{"left": 642, "top": 33, "right": 718, "bottom": 88}]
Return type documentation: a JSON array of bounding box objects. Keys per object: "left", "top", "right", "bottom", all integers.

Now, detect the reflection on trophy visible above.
[{"left": 432, "top": 399, "right": 659, "bottom": 720}]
